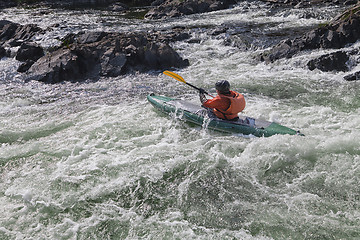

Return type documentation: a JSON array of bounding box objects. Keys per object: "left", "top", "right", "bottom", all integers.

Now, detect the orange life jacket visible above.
[{"left": 214, "top": 91, "right": 246, "bottom": 120}]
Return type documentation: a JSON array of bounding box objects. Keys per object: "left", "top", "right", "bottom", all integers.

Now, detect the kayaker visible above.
[{"left": 199, "top": 80, "right": 246, "bottom": 121}]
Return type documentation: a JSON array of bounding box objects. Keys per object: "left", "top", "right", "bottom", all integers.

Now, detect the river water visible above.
[{"left": 1, "top": 2, "right": 360, "bottom": 239}]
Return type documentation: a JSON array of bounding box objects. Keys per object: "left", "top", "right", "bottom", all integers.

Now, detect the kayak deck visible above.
[{"left": 147, "top": 94, "right": 302, "bottom": 137}]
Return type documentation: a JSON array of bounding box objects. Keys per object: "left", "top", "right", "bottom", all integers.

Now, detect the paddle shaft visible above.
[
  {"left": 187, "top": 82, "right": 214, "bottom": 98},
  {"left": 163, "top": 70, "right": 214, "bottom": 98}
]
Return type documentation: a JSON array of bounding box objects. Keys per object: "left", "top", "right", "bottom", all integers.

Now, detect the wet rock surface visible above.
[
  {"left": 259, "top": 3, "right": 360, "bottom": 80},
  {"left": 15, "top": 42, "right": 44, "bottom": 62},
  {"left": 307, "top": 51, "right": 349, "bottom": 72},
  {"left": 0, "top": 18, "right": 190, "bottom": 83},
  {"left": 0, "top": 20, "right": 43, "bottom": 47},
  {"left": 26, "top": 31, "right": 190, "bottom": 83},
  {"left": 344, "top": 71, "right": 360, "bottom": 81},
  {"left": 144, "top": 0, "right": 237, "bottom": 19},
  {"left": 260, "top": 6, "right": 360, "bottom": 63}
]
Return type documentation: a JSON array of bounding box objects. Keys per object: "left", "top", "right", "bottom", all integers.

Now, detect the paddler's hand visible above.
[{"left": 199, "top": 88, "right": 205, "bottom": 94}]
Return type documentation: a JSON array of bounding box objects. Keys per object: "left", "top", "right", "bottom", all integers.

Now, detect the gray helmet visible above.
[{"left": 215, "top": 80, "right": 230, "bottom": 94}]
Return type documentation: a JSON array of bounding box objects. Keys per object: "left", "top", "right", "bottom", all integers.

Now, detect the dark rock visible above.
[
  {"left": 143, "top": 42, "right": 189, "bottom": 69},
  {"left": 344, "top": 0, "right": 358, "bottom": 5},
  {"left": 261, "top": 0, "right": 355, "bottom": 6},
  {"left": 27, "top": 48, "right": 96, "bottom": 84},
  {"left": 0, "top": 20, "right": 19, "bottom": 43},
  {"left": 0, "top": 0, "right": 17, "bottom": 9},
  {"left": 307, "top": 51, "right": 349, "bottom": 72},
  {"left": 260, "top": 3, "right": 360, "bottom": 62},
  {"left": 187, "top": 38, "right": 202, "bottom": 43},
  {"left": 39, "top": 0, "right": 117, "bottom": 8},
  {"left": 121, "top": 0, "right": 154, "bottom": 7},
  {"left": 17, "top": 60, "right": 35, "bottom": 73},
  {"left": 224, "top": 35, "right": 249, "bottom": 50},
  {"left": 108, "top": 3, "right": 129, "bottom": 11},
  {"left": 26, "top": 31, "right": 189, "bottom": 83},
  {"left": 151, "top": 0, "right": 166, "bottom": 6},
  {"left": 0, "top": 46, "right": 6, "bottom": 59},
  {"left": 16, "top": 42, "right": 44, "bottom": 62},
  {"left": 145, "top": 0, "right": 237, "bottom": 19},
  {"left": 344, "top": 71, "right": 360, "bottom": 81},
  {"left": 1, "top": 0, "right": 158, "bottom": 8},
  {"left": 0, "top": 20, "right": 189, "bottom": 83},
  {"left": 210, "top": 26, "right": 228, "bottom": 36},
  {"left": 0, "top": 20, "right": 43, "bottom": 47},
  {"left": 100, "top": 51, "right": 127, "bottom": 77},
  {"left": 77, "top": 31, "right": 106, "bottom": 44},
  {"left": 322, "top": 30, "right": 341, "bottom": 49}
]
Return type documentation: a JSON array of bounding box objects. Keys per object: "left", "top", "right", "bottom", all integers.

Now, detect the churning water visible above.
[{"left": 1, "top": 2, "right": 360, "bottom": 239}]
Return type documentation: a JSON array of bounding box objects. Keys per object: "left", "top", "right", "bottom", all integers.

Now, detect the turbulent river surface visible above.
[{"left": 1, "top": 2, "right": 360, "bottom": 239}]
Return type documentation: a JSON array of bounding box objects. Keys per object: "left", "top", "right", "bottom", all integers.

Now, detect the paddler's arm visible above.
[{"left": 199, "top": 88, "right": 207, "bottom": 104}]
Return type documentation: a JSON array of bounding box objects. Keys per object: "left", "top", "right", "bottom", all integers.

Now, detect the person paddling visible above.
[{"left": 199, "top": 80, "right": 246, "bottom": 121}]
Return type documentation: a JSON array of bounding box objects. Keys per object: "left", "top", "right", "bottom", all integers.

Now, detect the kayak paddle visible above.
[{"left": 163, "top": 70, "right": 214, "bottom": 98}]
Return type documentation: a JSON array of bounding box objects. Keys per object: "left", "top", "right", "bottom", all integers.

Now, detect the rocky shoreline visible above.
[
  {"left": 1, "top": 0, "right": 360, "bottom": 83},
  {"left": 0, "top": 19, "right": 191, "bottom": 83},
  {"left": 1, "top": 0, "right": 356, "bottom": 9},
  {"left": 259, "top": 3, "right": 360, "bottom": 80},
  {"left": 27, "top": 30, "right": 190, "bottom": 83}
]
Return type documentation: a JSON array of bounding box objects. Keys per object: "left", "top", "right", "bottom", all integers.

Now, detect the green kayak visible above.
[{"left": 147, "top": 94, "right": 303, "bottom": 137}]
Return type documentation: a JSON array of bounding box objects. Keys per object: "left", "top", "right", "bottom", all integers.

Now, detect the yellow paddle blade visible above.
[{"left": 163, "top": 71, "right": 186, "bottom": 83}]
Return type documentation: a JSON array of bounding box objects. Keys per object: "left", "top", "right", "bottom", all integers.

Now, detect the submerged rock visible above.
[
  {"left": 344, "top": 71, "right": 360, "bottom": 81},
  {"left": 144, "top": 0, "right": 237, "bottom": 19}
]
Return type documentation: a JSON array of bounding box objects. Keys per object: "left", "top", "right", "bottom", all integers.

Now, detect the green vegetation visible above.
[
  {"left": 123, "top": 9, "right": 148, "bottom": 19},
  {"left": 318, "top": 22, "right": 329, "bottom": 29},
  {"left": 61, "top": 38, "right": 73, "bottom": 49}
]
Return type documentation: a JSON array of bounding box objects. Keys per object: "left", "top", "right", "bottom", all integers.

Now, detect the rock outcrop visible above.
[
  {"left": 16, "top": 42, "right": 45, "bottom": 73},
  {"left": 0, "top": 19, "right": 190, "bottom": 83},
  {"left": 259, "top": 3, "right": 360, "bottom": 63},
  {"left": 0, "top": 0, "right": 158, "bottom": 9},
  {"left": 28, "top": 0, "right": 117, "bottom": 8},
  {"left": 16, "top": 42, "right": 44, "bottom": 62},
  {"left": 0, "top": 20, "right": 45, "bottom": 71},
  {"left": 26, "top": 31, "right": 190, "bottom": 83},
  {"left": 260, "top": 0, "right": 357, "bottom": 7},
  {"left": 258, "top": 3, "right": 360, "bottom": 80},
  {"left": 307, "top": 51, "right": 350, "bottom": 72},
  {"left": 0, "top": 20, "right": 43, "bottom": 48},
  {"left": 144, "top": 0, "right": 237, "bottom": 19}
]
